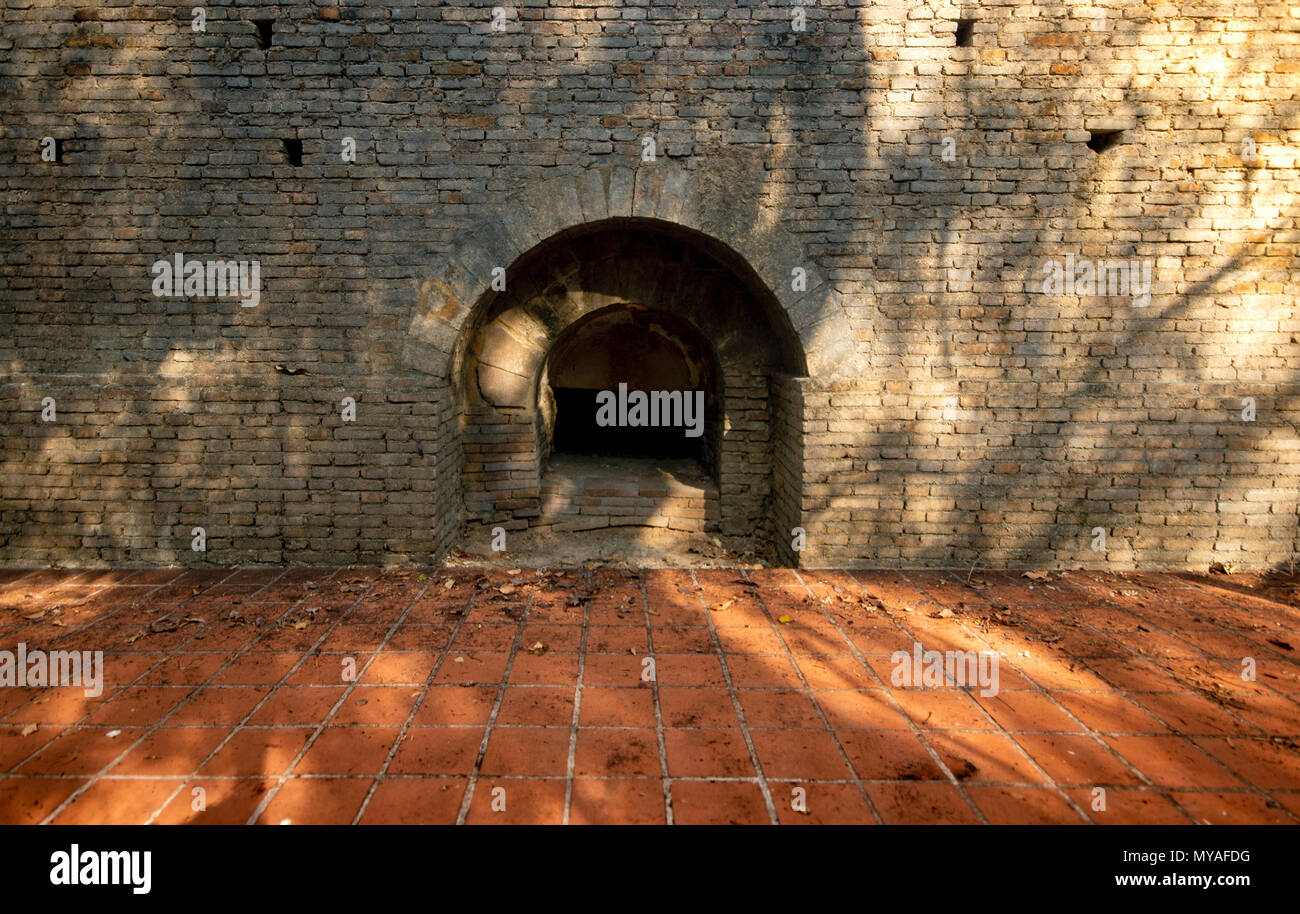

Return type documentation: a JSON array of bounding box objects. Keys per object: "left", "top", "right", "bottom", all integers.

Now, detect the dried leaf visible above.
[
  {"left": 1022, "top": 571, "right": 1050, "bottom": 581},
  {"left": 20, "top": 723, "right": 37, "bottom": 737},
  {"left": 778, "top": 615, "right": 793, "bottom": 624}
]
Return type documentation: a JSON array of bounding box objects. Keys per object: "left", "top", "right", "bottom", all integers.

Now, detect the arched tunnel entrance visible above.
[
  {"left": 454, "top": 218, "right": 806, "bottom": 562},
  {"left": 543, "top": 305, "right": 719, "bottom": 463}
]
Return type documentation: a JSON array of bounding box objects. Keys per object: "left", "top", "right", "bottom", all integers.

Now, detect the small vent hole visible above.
[
  {"left": 1087, "top": 130, "right": 1123, "bottom": 153},
  {"left": 954, "top": 20, "right": 974, "bottom": 47},
  {"left": 253, "top": 19, "right": 273, "bottom": 49},
  {"left": 282, "top": 138, "right": 303, "bottom": 167}
]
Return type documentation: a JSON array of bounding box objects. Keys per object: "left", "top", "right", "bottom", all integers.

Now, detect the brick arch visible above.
[
  {"left": 400, "top": 163, "right": 859, "bottom": 384},
  {"left": 458, "top": 222, "right": 803, "bottom": 412},
  {"left": 451, "top": 221, "right": 803, "bottom": 544}
]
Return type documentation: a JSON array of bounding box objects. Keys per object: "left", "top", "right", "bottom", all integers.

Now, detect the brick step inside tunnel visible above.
[{"left": 537, "top": 454, "right": 719, "bottom": 534}]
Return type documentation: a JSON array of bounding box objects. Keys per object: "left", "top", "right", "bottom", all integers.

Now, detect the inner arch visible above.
[{"left": 542, "top": 304, "right": 720, "bottom": 464}]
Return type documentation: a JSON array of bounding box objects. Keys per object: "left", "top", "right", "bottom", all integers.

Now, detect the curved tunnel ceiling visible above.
[{"left": 462, "top": 219, "right": 808, "bottom": 408}]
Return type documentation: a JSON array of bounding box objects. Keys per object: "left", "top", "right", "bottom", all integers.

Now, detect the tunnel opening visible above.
[
  {"left": 455, "top": 218, "right": 807, "bottom": 562},
  {"left": 535, "top": 304, "right": 722, "bottom": 536},
  {"left": 542, "top": 305, "right": 719, "bottom": 466}
]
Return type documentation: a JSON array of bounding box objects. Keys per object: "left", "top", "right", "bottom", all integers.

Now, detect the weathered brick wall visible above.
[
  {"left": 770, "top": 372, "right": 807, "bottom": 565},
  {"left": 1, "top": 373, "right": 458, "bottom": 565},
  {"left": 463, "top": 404, "right": 542, "bottom": 529},
  {"left": 717, "top": 368, "right": 775, "bottom": 538},
  {"left": 0, "top": 1, "right": 1296, "bottom": 568}
]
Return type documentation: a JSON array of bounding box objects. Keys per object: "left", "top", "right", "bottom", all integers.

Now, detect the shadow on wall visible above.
[
  {"left": 0, "top": 2, "right": 1295, "bottom": 568},
  {"left": 754, "top": 0, "right": 1300, "bottom": 569},
  {"left": 437, "top": 1, "right": 1300, "bottom": 568},
  {"left": 0, "top": 8, "right": 450, "bottom": 566}
]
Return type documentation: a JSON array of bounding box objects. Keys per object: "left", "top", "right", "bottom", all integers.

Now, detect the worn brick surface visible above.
[{"left": 0, "top": 2, "right": 1296, "bottom": 568}]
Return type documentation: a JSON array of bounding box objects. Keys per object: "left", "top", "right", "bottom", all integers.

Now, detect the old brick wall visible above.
[{"left": 0, "top": 1, "right": 1297, "bottom": 569}]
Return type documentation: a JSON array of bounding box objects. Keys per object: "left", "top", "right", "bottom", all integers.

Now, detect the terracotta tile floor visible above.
[{"left": 0, "top": 566, "right": 1297, "bottom": 825}]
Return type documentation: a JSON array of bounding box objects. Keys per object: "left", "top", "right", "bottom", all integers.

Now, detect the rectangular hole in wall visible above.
[
  {"left": 253, "top": 19, "right": 273, "bottom": 49},
  {"left": 1087, "top": 129, "right": 1123, "bottom": 153},
  {"left": 954, "top": 19, "right": 974, "bottom": 47},
  {"left": 282, "top": 138, "right": 303, "bottom": 166}
]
